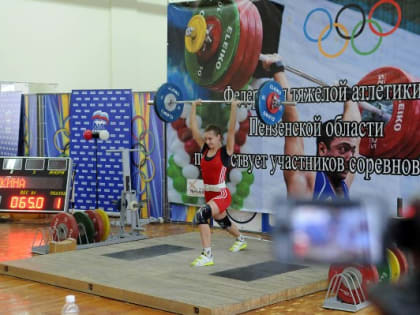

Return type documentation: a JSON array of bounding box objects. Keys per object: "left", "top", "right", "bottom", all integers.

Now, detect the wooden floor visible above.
[{"left": 0, "top": 216, "right": 381, "bottom": 314}]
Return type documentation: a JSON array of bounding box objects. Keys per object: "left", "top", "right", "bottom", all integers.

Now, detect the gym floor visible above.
[{"left": 0, "top": 217, "right": 381, "bottom": 315}]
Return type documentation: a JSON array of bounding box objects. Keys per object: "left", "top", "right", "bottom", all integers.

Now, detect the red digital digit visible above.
[
  {"left": 36, "top": 197, "right": 45, "bottom": 209},
  {"left": 53, "top": 197, "right": 62, "bottom": 210},
  {"left": 18, "top": 197, "right": 26, "bottom": 209},
  {"left": 28, "top": 197, "right": 35, "bottom": 208},
  {"left": 10, "top": 196, "right": 19, "bottom": 208}
]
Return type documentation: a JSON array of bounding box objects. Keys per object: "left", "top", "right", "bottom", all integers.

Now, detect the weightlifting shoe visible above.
[
  {"left": 230, "top": 239, "right": 247, "bottom": 252},
  {"left": 191, "top": 253, "right": 214, "bottom": 267}
]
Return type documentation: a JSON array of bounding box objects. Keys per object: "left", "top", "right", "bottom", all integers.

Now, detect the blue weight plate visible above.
[
  {"left": 154, "top": 83, "right": 184, "bottom": 123},
  {"left": 255, "top": 80, "right": 285, "bottom": 125}
]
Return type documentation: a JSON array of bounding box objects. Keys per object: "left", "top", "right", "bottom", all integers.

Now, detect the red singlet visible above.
[{"left": 200, "top": 144, "right": 232, "bottom": 213}]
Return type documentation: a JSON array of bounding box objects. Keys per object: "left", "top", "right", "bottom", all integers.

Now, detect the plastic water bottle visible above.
[{"left": 61, "top": 295, "right": 80, "bottom": 315}]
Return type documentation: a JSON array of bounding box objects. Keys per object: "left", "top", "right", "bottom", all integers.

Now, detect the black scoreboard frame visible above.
[{"left": 0, "top": 156, "right": 72, "bottom": 213}]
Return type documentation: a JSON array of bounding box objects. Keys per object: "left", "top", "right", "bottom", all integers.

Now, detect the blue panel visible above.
[
  {"left": 70, "top": 89, "right": 132, "bottom": 212},
  {"left": 170, "top": 203, "right": 187, "bottom": 222},
  {"left": 0, "top": 92, "right": 22, "bottom": 156}
]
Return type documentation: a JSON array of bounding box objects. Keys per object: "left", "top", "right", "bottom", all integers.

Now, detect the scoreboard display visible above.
[{"left": 0, "top": 157, "right": 72, "bottom": 213}]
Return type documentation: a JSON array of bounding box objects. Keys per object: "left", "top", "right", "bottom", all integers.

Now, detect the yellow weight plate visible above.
[
  {"left": 185, "top": 15, "right": 207, "bottom": 53},
  {"left": 95, "top": 209, "right": 111, "bottom": 241},
  {"left": 387, "top": 248, "right": 400, "bottom": 282}
]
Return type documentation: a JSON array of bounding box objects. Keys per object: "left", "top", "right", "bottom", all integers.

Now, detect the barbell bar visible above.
[
  {"left": 147, "top": 98, "right": 296, "bottom": 106},
  {"left": 148, "top": 80, "right": 296, "bottom": 125}
]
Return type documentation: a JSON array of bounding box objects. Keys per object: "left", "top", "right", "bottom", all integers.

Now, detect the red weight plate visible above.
[
  {"left": 405, "top": 72, "right": 420, "bottom": 158},
  {"left": 388, "top": 71, "right": 419, "bottom": 158},
  {"left": 230, "top": 0, "right": 257, "bottom": 91},
  {"left": 389, "top": 247, "right": 409, "bottom": 275},
  {"left": 232, "top": 2, "right": 263, "bottom": 90},
  {"left": 86, "top": 210, "right": 104, "bottom": 242},
  {"left": 358, "top": 67, "right": 416, "bottom": 158},
  {"left": 50, "top": 212, "right": 79, "bottom": 241},
  {"left": 329, "top": 264, "right": 379, "bottom": 304},
  {"left": 211, "top": 0, "right": 252, "bottom": 92},
  {"left": 198, "top": 16, "right": 222, "bottom": 63}
]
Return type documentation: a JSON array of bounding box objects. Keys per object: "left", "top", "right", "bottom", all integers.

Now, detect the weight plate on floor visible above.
[
  {"left": 387, "top": 248, "right": 401, "bottom": 282},
  {"left": 389, "top": 247, "right": 409, "bottom": 275},
  {"left": 85, "top": 210, "right": 104, "bottom": 243},
  {"left": 185, "top": 0, "right": 240, "bottom": 87},
  {"left": 73, "top": 211, "right": 95, "bottom": 245},
  {"left": 329, "top": 264, "right": 379, "bottom": 304},
  {"left": 95, "top": 209, "right": 111, "bottom": 241},
  {"left": 50, "top": 212, "right": 79, "bottom": 241},
  {"left": 376, "top": 257, "right": 392, "bottom": 283}
]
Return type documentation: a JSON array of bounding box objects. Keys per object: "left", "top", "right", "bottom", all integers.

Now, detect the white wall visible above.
[
  {"left": 0, "top": 0, "right": 168, "bottom": 92},
  {"left": 110, "top": 0, "right": 167, "bottom": 91}
]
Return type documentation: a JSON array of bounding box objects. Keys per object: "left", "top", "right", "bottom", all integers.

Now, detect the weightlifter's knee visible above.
[{"left": 193, "top": 204, "right": 212, "bottom": 225}]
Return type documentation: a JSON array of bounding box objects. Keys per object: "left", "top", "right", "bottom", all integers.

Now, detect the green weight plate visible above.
[
  {"left": 185, "top": 0, "right": 240, "bottom": 87},
  {"left": 211, "top": 0, "right": 251, "bottom": 91},
  {"left": 74, "top": 211, "right": 95, "bottom": 245},
  {"left": 376, "top": 257, "right": 391, "bottom": 283}
]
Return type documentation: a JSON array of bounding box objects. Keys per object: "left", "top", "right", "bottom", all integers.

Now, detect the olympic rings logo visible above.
[{"left": 303, "top": 0, "right": 401, "bottom": 58}]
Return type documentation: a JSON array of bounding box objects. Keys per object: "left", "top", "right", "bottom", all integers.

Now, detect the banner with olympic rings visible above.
[
  {"left": 42, "top": 94, "right": 71, "bottom": 157},
  {"left": 167, "top": 0, "right": 420, "bottom": 220},
  {"left": 22, "top": 94, "right": 39, "bottom": 156},
  {"left": 132, "top": 92, "right": 165, "bottom": 219}
]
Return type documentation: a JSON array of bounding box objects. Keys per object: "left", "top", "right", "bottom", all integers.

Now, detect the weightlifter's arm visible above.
[
  {"left": 274, "top": 71, "right": 312, "bottom": 197},
  {"left": 342, "top": 100, "right": 361, "bottom": 188},
  {"left": 190, "top": 100, "right": 204, "bottom": 148},
  {"left": 226, "top": 99, "right": 239, "bottom": 156}
]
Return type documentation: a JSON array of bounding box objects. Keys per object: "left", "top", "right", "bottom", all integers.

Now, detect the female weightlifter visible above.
[{"left": 190, "top": 98, "right": 247, "bottom": 267}]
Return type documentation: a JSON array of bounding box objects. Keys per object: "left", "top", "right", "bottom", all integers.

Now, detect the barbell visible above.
[{"left": 148, "top": 80, "right": 297, "bottom": 125}]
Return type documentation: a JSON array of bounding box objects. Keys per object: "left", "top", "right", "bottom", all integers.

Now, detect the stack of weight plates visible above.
[
  {"left": 50, "top": 209, "right": 111, "bottom": 245},
  {"left": 328, "top": 248, "right": 410, "bottom": 304}
]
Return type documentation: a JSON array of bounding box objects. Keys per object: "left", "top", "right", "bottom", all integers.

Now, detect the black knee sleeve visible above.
[
  {"left": 193, "top": 204, "right": 212, "bottom": 225},
  {"left": 215, "top": 216, "right": 231, "bottom": 229}
]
